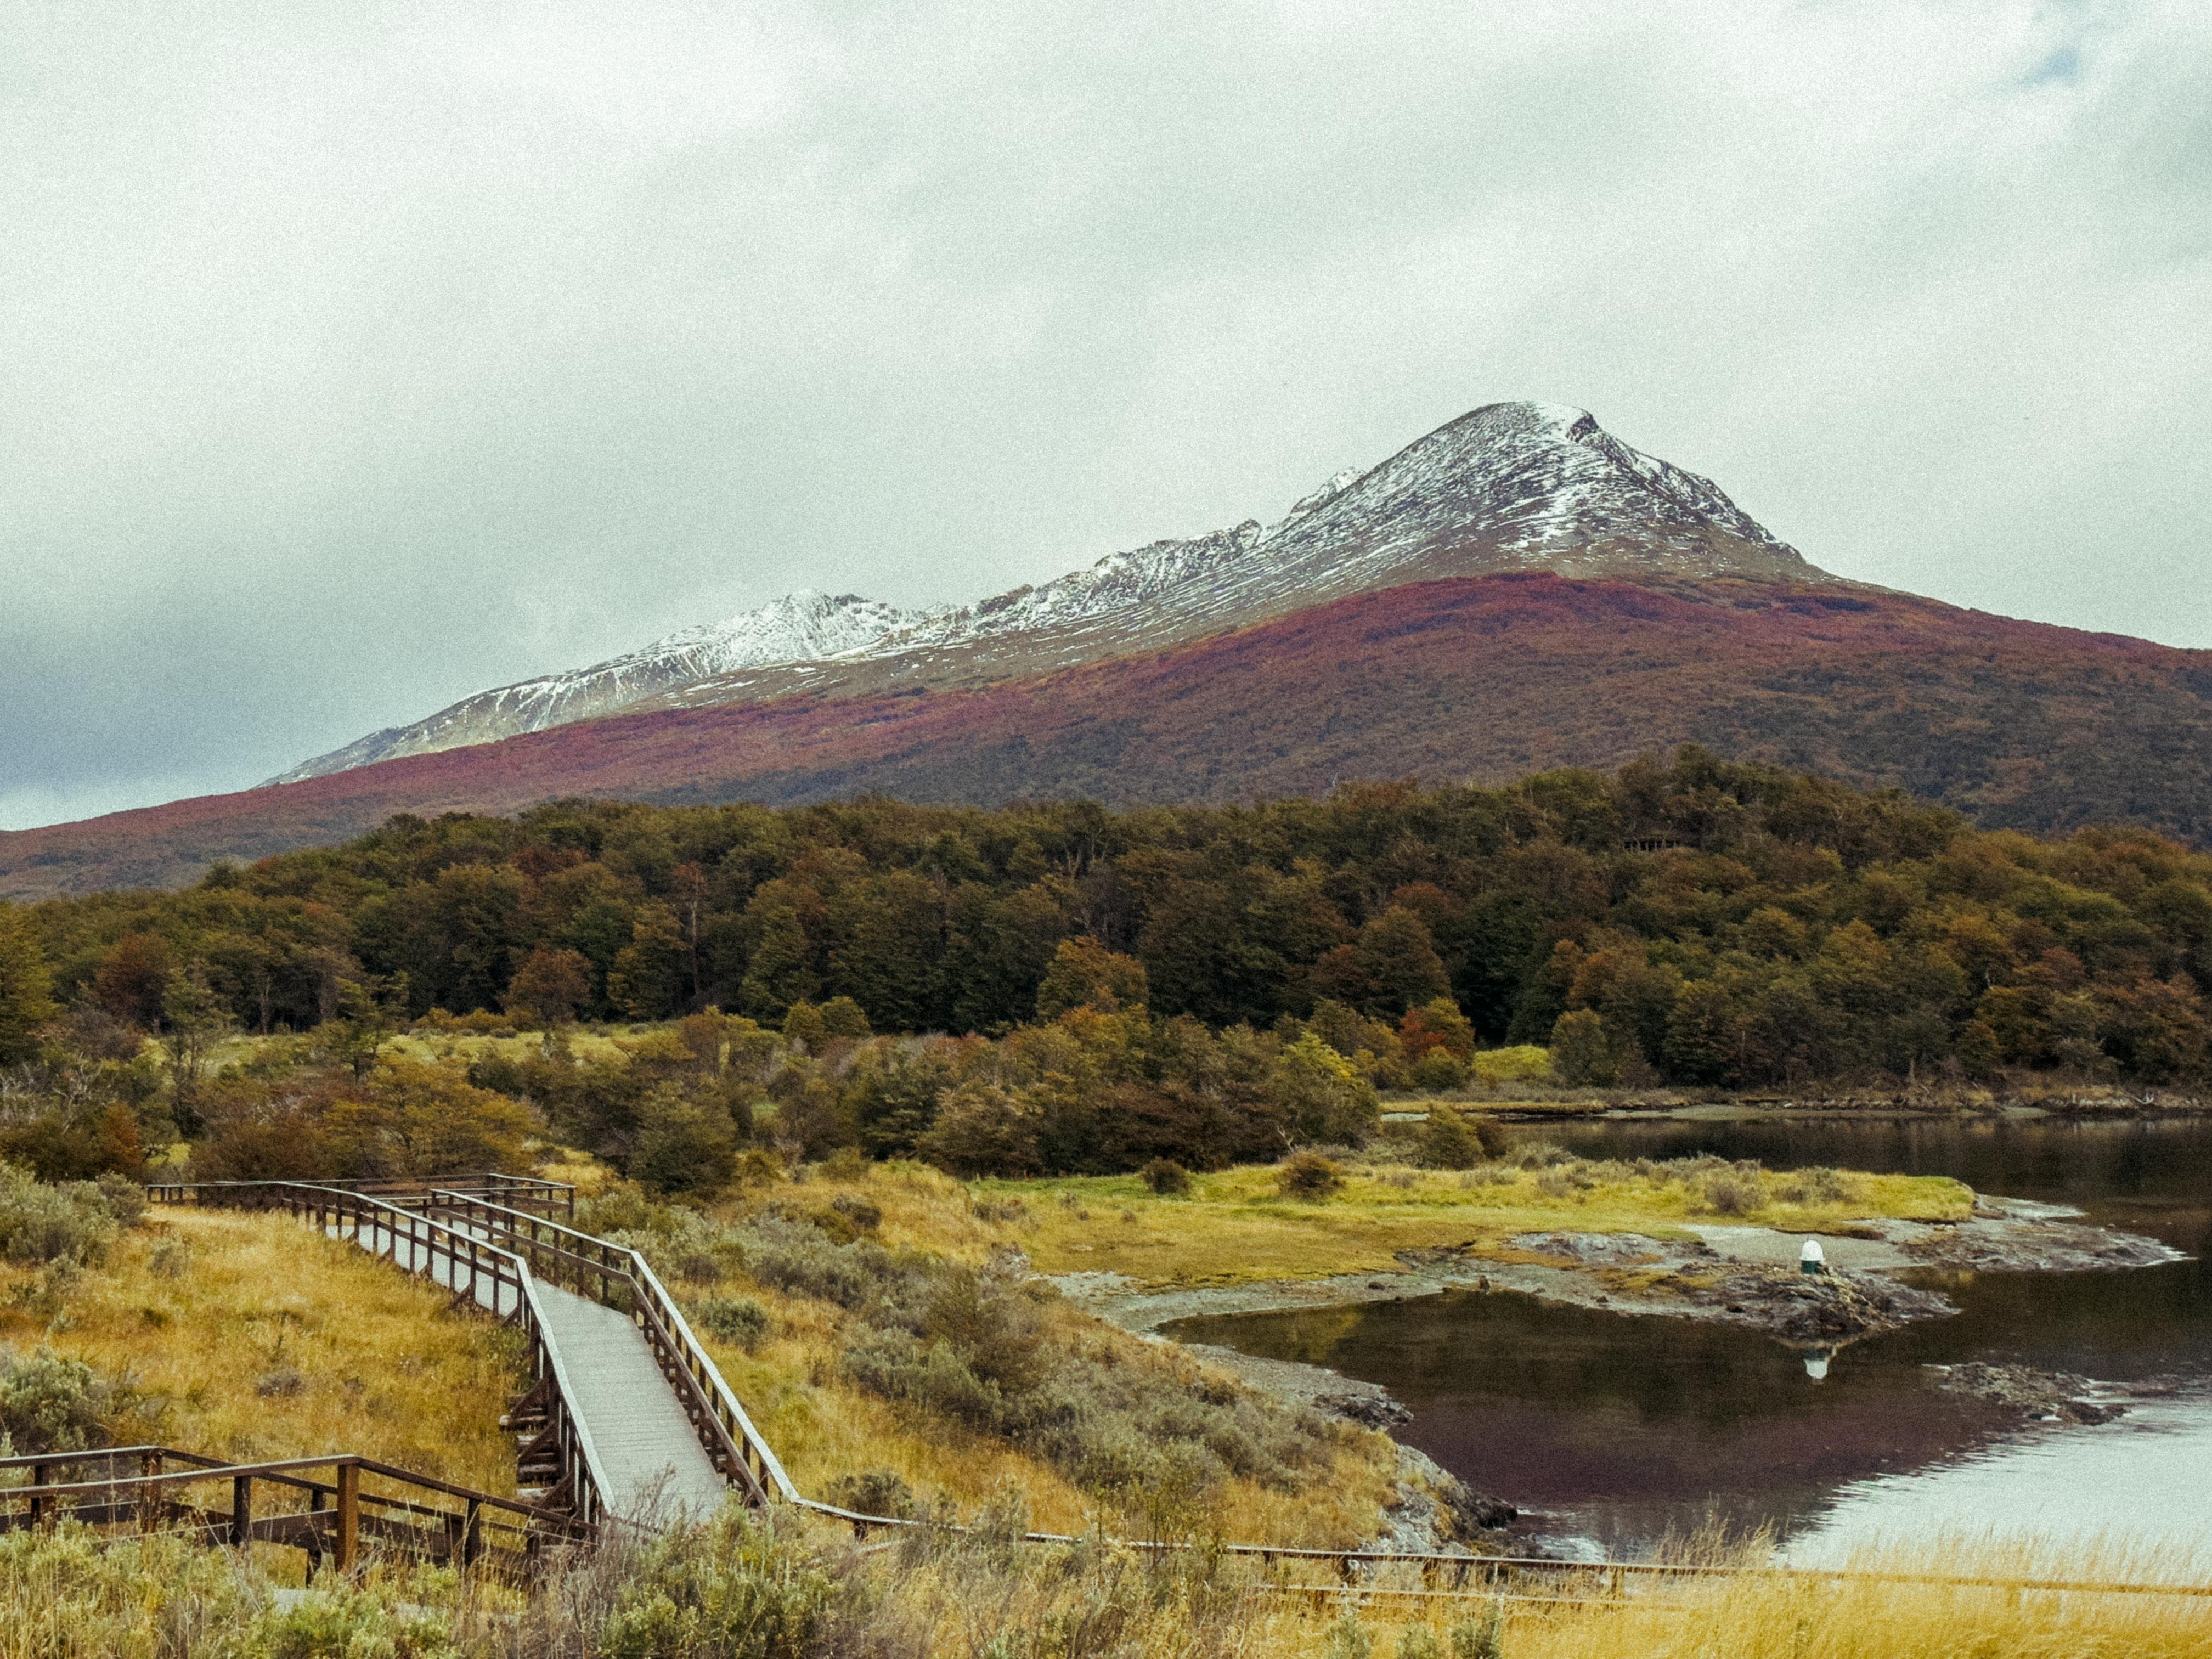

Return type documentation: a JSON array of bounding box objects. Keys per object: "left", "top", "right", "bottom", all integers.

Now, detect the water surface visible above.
[{"left": 1166, "top": 1116, "right": 2212, "bottom": 1556}]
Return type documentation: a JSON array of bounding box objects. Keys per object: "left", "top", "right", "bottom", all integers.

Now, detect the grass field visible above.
[
  {"left": 967, "top": 1158, "right": 1971, "bottom": 1289},
  {"left": 2, "top": 1205, "right": 523, "bottom": 1493}
]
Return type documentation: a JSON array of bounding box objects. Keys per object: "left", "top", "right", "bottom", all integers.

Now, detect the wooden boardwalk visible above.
[{"left": 351, "top": 1221, "right": 727, "bottom": 1520}]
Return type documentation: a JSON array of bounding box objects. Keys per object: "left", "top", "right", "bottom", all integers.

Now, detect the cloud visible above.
[{"left": 2, "top": 0, "right": 2207, "bottom": 828}]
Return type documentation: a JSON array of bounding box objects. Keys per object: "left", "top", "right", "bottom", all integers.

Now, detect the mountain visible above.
[
  {"left": 275, "top": 402, "right": 1824, "bottom": 782},
  {"left": 7, "top": 573, "right": 2211, "bottom": 899},
  {"left": 12, "top": 397, "right": 2208, "bottom": 900},
  {"left": 267, "top": 590, "right": 925, "bottom": 783}
]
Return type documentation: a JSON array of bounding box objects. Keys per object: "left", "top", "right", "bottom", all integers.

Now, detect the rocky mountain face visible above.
[{"left": 275, "top": 402, "right": 1825, "bottom": 782}]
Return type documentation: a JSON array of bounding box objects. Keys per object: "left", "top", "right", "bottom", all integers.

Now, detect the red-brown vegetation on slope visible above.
[{"left": 6, "top": 573, "right": 2210, "bottom": 896}]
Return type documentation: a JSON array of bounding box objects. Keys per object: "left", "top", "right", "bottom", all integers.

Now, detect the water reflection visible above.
[{"left": 1166, "top": 1117, "right": 2212, "bottom": 1555}]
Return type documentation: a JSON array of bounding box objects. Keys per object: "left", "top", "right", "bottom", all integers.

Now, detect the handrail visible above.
[
  {"left": 146, "top": 1173, "right": 573, "bottom": 1221},
  {"left": 420, "top": 1191, "right": 798, "bottom": 1504},
  {"left": 148, "top": 1181, "right": 616, "bottom": 1527},
  {"left": 0, "top": 1444, "right": 597, "bottom": 1579}
]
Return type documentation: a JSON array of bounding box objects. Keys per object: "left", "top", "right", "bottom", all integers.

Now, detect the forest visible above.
[{"left": 0, "top": 748, "right": 2207, "bottom": 1186}]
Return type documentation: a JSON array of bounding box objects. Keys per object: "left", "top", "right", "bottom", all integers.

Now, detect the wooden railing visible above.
[
  {"left": 147, "top": 1180, "right": 617, "bottom": 1527},
  {"left": 147, "top": 1173, "right": 573, "bottom": 1221},
  {"left": 0, "top": 1446, "right": 590, "bottom": 1580},
  {"left": 418, "top": 1192, "right": 798, "bottom": 1505}
]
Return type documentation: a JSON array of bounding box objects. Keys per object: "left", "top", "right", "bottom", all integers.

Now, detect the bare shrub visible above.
[
  {"left": 1140, "top": 1158, "right": 1191, "bottom": 1196},
  {"left": 1702, "top": 1172, "right": 1762, "bottom": 1215},
  {"left": 693, "top": 1295, "right": 771, "bottom": 1351},
  {"left": 1277, "top": 1152, "right": 1345, "bottom": 1201}
]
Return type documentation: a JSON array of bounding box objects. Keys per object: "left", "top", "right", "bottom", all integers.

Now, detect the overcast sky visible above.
[{"left": 3, "top": 1, "right": 2207, "bottom": 831}]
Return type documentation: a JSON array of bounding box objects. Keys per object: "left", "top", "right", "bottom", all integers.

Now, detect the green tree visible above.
[
  {"left": 1270, "top": 1032, "right": 1380, "bottom": 1147},
  {"left": 160, "top": 969, "right": 234, "bottom": 1135},
  {"left": 1662, "top": 980, "right": 1738, "bottom": 1086},
  {"left": 610, "top": 902, "right": 687, "bottom": 1020},
  {"left": 1548, "top": 1008, "right": 1618, "bottom": 1087},
  {"left": 828, "top": 872, "right": 948, "bottom": 1034},
  {"left": 844, "top": 1043, "right": 952, "bottom": 1158},
  {"left": 0, "top": 906, "right": 57, "bottom": 1064},
  {"left": 630, "top": 1086, "right": 739, "bottom": 1195},
  {"left": 740, "top": 903, "right": 817, "bottom": 1021}
]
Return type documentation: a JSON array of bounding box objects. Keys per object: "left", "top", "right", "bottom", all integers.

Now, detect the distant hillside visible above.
[{"left": 6, "top": 571, "right": 2210, "bottom": 898}]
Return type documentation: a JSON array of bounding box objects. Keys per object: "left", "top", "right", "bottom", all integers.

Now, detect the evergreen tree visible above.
[{"left": 0, "top": 905, "right": 57, "bottom": 1064}]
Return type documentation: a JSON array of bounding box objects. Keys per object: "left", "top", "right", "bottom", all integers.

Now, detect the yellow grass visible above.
[
  {"left": 976, "top": 1161, "right": 1972, "bottom": 1288},
  {"left": 698, "top": 1282, "right": 1396, "bottom": 1548},
  {"left": 2, "top": 1207, "right": 523, "bottom": 1494},
  {"left": 684, "top": 1160, "right": 1404, "bottom": 1547}
]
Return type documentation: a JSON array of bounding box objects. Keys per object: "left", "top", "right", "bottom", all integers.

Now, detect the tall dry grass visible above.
[
  {"left": 1, "top": 1512, "right": 2204, "bottom": 1659},
  {"left": 0, "top": 1205, "right": 523, "bottom": 1493}
]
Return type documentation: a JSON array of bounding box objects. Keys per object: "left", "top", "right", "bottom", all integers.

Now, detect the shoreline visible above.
[
  {"left": 1051, "top": 1197, "right": 2188, "bottom": 1551},
  {"left": 1056, "top": 1196, "right": 2182, "bottom": 1347},
  {"left": 1475, "top": 1097, "right": 2212, "bottom": 1120}
]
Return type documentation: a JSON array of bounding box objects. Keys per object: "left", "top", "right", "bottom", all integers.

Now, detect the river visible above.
[{"left": 1164, "top": 1114, "right": 2212, "bottom": 1560}]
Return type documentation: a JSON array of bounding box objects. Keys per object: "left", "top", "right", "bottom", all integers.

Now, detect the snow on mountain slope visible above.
[
  {"left": 268, "top": 591, "right": 922, "bottom": 784},
  {"left": 274, "top": 402, "right": 1825, "bottom": 783}
]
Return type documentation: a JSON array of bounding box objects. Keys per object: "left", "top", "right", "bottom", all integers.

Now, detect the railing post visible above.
[
  {"left": 29, "top": 1461, "right": 49, "bottom": 1528},
  {"left": 231, "top": 1475, "right": 253, "bottom": 1547},
  {"left": 336, "top": 1463, "right": 359, "bottom": 1574},
  {"left": 462, "top": 1497, "right": 482, "bottom": 1569},
  {"left": 139, "top": 1451, "right": 162, "bottom": 1533}
]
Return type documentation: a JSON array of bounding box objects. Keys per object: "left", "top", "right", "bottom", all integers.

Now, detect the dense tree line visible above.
[{"left": 5, "top": 748, "right": 2210, "bottom": 1098}]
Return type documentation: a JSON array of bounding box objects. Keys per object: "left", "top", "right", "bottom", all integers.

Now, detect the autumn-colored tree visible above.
[
  {"left": 94, "top": 933, "right": 172, "bottom": 1028},
  {"left": 1398, "top": 997, "right": 1477, "bottom": 1064},
  {"left": 1035, "top": 937, "right": 1149, "bottom": 1019},
  {"left": 320, "top": 1059, "right": 536, "bottom": 1178},
  {"left": 505, "top": 946, "right": 592, "bottom": 1034}
]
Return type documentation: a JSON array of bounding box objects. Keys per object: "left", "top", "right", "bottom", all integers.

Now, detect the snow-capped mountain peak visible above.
[{"left": 272, "top": 400, "right": 1821, "bottom": 784}]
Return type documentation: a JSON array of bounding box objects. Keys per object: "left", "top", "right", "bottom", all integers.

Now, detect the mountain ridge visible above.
[
  {"left": 9, "top": 571, "right": 2210, "bottom": 899},
  {"left": 272, "top": 401, "right": 1824, "bottom": 782}
]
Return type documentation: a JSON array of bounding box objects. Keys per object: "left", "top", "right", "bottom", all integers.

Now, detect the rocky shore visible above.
[
  {"left": 1058, "top": 1195, "right": 2179, "bottom": 1348},
  {"left": 1052, "top": 1196, "right": 2185, "bottom": 1550}
]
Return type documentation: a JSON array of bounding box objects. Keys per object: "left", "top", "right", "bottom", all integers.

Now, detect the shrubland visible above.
[{"left": 2, "top": 1507, "right": 2205, "bottom": 1659}]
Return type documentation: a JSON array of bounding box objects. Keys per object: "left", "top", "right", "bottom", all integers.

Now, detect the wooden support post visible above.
[
  {"left": 462, "top": 1498, "right": 482, "bottom": 1569},
  {"left": 335, "top": 1463, "right": 359, "bottom": 1574},
  {"left": 231, "top": 1475, "right": 253, "bottom": 1547},
  {"left": 139, "top": 1451, "right": 162, "bottom": 1533},
  {"left": 29, "top": 1461, "right": 49, "bottom": 1528}
]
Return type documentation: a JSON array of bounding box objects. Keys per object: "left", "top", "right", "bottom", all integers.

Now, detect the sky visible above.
[{"left": 2, "top": 0, "right": 2207, "bottom": 831}]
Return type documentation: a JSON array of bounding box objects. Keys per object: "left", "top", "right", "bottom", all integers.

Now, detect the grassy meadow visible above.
[
  {"left": 966, "top": 1158, "right": 1972, "bottom": 1290},
  {"left": 2, "top": 1204, "right": 523, "bottom": 1494}
]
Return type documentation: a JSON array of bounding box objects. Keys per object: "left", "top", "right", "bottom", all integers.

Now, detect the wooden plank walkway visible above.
[{"left": 342, "top": 1222, "right": 727, "bottom": 1520}]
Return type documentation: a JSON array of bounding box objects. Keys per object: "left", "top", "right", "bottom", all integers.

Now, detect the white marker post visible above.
[{"left": 1801, "top": 1238, "right": 1827, "bottom": 1276}]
